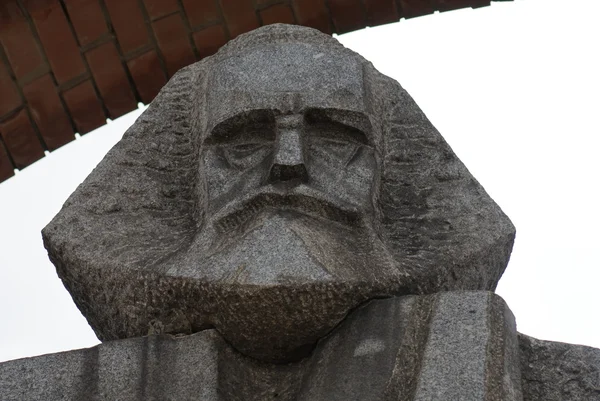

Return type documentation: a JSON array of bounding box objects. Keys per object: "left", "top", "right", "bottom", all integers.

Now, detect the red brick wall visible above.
[{"left": 0, "top": 0, "right": 503, "bottom": 183}]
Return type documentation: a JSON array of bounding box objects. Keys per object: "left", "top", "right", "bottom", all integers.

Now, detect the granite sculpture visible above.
[
  {"left": 42, "top": 24, "right": 514, "bottom": 363},
  {"left": 1, "top": 24, "right": 597, "bottom": 400}
]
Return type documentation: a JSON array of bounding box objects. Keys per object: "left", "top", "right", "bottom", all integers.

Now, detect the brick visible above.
[
  {"left": 22, "top": 74, "right": 74, "bottom": 151},
  {"left": 182, "top": 0, "right": 220, "bottom": 28},
  {"left": 152, "top": 14, "right": 196, "bottom": 77},
  {"left": 0, "top": 1, "right": 47, "bottom": 80},
  {"left": 255, "top": 0, "right": 281, "bottom": 6},
  {"left": 364, "top": 0, "right": 399, "bottom": 26},
  {"left": 260, "top": 4, "right": 296, "bottom": 26},
  {"left": 127, "top": 50, "right": 167, "bottom": 104},
  {"left": 436, "top": 0, "right": 489, "bottom": 12},
  {"left": 103, "top": 0, "right": 150, "bottom": 54},
  {"left": 143, "top": 0, "right": 179, "bottom": 20},
  {"left": 398, "top": 0, "right": 435, "bottom": 18},
  {"left": 62, "top": 80, "right": 106, "bottom": 134},
  {"left": 291, "top": 0, "right": 331, "bottom": 34},
  {"left": 0, "top": 62, "right": 21, "bottom": 117},
  {"left": 0, "top": 109, "right": 44, "bottom": 168},
  {"left": 192, "top": 24, "right": 227, "bottom": 59},
  {"left": 328, "top": 0, "right": 365, "bottom": 34},
  {"left": 63, "top": 0, "right": 109, "bottom": 46},
  {"left": 0, "top": 137, "right": 14, "bottom": 182},
  {"left": 24, "top": 0, "right": 86, "bottom": 84},
  {"left": 86, "top": 42, "right": 137, "bottom": 119},
  {"left": 219, "top": 0, "right": 259, "bottom": 38}
]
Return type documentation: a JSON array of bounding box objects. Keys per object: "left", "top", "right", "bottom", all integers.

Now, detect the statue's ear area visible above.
[
  {"left": 41, "top": 64, "right": 208, "bottom": 341},
  {"left": 369, "top": 71, "right": 515, "bottom": 293},
  {"left": 43, "top": 66, "right": 202, "bottom": 273}
]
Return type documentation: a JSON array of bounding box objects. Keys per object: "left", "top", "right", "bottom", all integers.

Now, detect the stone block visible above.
[
  {"left": 0, "top": 292, "right": 523, "bottom": 400},
  {"left": 410, "top": 292, "right": 522, "bottom": 401},
  {"left": 519, "top": 334, "right": 600, "bottom": 401},
  {"left": 0, "top": 331, "right": 220, "bottom": 401}
]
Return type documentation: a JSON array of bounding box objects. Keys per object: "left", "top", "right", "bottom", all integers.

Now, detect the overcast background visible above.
[{"left": 1, "top": 0, "right": 598, "bottom": 363}]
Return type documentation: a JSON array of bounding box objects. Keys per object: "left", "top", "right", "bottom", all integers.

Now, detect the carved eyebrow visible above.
[
  {"left": 304, "top": 109, "right": 372, "bottom": 145},
  {"left": 205, "top": 110, "right": 276, "bottom": 145}
]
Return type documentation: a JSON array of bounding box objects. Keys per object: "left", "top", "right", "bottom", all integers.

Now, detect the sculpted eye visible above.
[
  {"left": 309, "top": 137, "right": 359, "bottom": 166},
  {"left": 222, "top": 142, "right": 271, "bottom": 170},
  {"left": 227, "top": 143, "right": 267, "bottom": 157},
  {"left": 207, "top": 121, "right": 276, "bottom": 170}
]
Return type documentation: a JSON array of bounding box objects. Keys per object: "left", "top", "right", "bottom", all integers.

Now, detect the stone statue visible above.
[
  {"left": 3, "top": 24, "right": 597, "bottom": 401},
  {"left": 42, "top": 24, "right": 514, "bottom": 364}
]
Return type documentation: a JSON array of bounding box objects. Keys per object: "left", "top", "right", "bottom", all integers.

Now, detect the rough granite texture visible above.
[
  {"left": 42, "top": 24, "right": 515, "bottom": 362},
  {"left": 519, "top": 334, "right": 600, "bottom": 401},
  {"left": 0, "top": 292, "right": 523, "bottom": 401}
]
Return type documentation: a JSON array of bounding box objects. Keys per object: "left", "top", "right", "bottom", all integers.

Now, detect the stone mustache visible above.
[{"left": 43, "top": 25, "right": 514, "bottom": 367}]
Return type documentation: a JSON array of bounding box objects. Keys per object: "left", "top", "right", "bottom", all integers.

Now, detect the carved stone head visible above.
[{"left": 43, "top": 24, "right": 514, "bottom": 362}]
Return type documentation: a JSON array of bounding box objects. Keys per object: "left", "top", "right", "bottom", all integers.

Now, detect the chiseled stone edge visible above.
[
  {"left": 0, "top": 331, "right": 221, "bottom": 401},
  {"left": 409, "top": 292, "right": 523, "bottom": 401},
  {"left": 382, "top": 295, "right": 436, "bottom": 400},
  {"left": 519, "top": 333, "right": 600, "bottom": 401}
]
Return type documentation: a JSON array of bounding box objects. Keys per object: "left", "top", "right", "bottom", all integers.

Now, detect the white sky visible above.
[{"left": 1, "top": 0, "right": 598, "bottom": 363}]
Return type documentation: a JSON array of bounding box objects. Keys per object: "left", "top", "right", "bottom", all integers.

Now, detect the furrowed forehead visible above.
[
  {"left": 205, "top": 43, "right": 367, "bottom": 132},
  {"left": 205, "top": 108, "right": 374, "bottom": 145}
]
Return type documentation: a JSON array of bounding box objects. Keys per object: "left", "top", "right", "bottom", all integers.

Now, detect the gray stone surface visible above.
[
  {"left": 42, "top": 24, "right": 514, "bottom": 362},
  {"left": 413, "top": 292, "right": 522, "bottom": 401},
  {"left": 519, "top": 334, "right": 600, "bottom": 401},
  {"left": 0, "top": 331, "right": 221, "bottom": 401},
  {"left": 0, "top": 292, "right": 522, "bottom": 401}
]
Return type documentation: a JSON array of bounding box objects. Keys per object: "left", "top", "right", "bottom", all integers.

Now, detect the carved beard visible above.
[
  {"left": 163, "top": 193, "right": 404, "bottom": 362},
  {"left": 174, "top": 192, "right": 398, "bottom": 285}
]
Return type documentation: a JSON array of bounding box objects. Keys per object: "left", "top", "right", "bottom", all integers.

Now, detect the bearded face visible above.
[
  {"left": 150, "top": 48, "right": 409, "bottom": 361},
  {"left": 204, "top": 110, "right": 376, "bottom": 230},
  {"left": 43, "top": 24, "right": 514, "bottom": 363},
  {"left": 164, "top": 42, "right": 403, "bottom": 289},
  {"left": 190, "top": 109, "right": 387, "bottom": 283}
]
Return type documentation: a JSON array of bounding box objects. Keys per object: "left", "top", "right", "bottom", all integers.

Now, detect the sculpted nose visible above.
[{"left": 269, "top": 128, "right": 308, "bottom": 183}]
